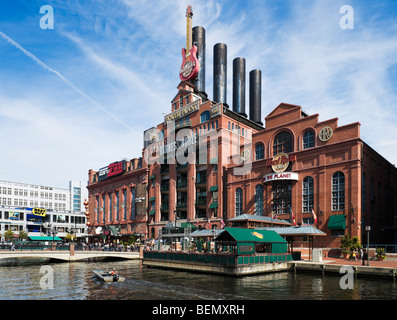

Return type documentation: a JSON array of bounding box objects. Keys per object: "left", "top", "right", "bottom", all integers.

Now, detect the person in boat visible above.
[{"left": 111, "top": 268, "right": 119, "bottom": 282}]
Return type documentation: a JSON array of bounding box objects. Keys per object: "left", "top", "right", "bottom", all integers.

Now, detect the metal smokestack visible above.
[
  {"left": 213, "top": 43, "right": 228, "bottom": 107},
  {"left": 249, "top": 69, "right": 263, "bottom": 126},
  {"left": 192, "top": 26, "right": 206, "bottom": 98},
  {"left": 233, "top": 57, "right": 247, "bottom": 117}
]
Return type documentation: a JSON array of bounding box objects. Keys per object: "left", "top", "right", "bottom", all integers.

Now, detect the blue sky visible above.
[{"left": 1, "top": 0, "right": 397, "bottom": 188}]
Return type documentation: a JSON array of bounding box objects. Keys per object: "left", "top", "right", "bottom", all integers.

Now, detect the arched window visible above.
[
  {"left": 235, "top": 188, "right": 243, "bottom": 216},
  {"left": 255, "top": 143, "right": 265, "bottom": 160},
  {"left": 332, "top": 172, "right": 345, "bottom": 210},
  {"left": 303, "top": 130, "right": 314, "bottom": 149},
  {"left": 200, "top": 111, "right": 210, "bottom": 123},
  {"left": 254, "top": 184, "right": 264, "bottom": 215},
  {"left": 303, "top": 176, "right": 314, "bottom": 212},
  {"left": 273, "top": 131, "right": 293, "bottom": 155}
]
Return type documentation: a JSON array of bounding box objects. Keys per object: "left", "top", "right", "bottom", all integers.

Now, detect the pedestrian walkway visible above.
[{"left": 322, "top": 257, "right": 397, "bottom": 268}]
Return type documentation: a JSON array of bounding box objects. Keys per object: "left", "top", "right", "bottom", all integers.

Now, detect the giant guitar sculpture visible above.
[{"left": 179, "top": 5, "right": 199, "bottom": 82}]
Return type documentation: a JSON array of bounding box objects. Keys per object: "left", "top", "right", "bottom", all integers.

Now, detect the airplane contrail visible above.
[{"left": 0, "top": 30, "right": 134, "bottom": 132}]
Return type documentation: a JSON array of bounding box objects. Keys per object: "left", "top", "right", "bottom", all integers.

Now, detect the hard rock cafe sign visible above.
[
  {"left": 266, "top": 153, "right": 296, "bottom": 173},
  {"left": 179, "top": 5, "right": 199, "bottom": 82},
  {"left": 263, "top": 153, "right": 298, "bottom": 183}
]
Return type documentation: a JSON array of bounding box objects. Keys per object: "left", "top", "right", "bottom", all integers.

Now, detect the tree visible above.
[
  {"left": 4, "top": 229, "right": 15, "bottom": 242},
  {"left": 18, "top": 230, "right": 28, "bottom": 241}
]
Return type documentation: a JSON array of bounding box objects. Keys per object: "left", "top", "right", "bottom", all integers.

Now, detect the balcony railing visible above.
[
  {"left": 176, "top": 201, "right": 187, "bottom": 208},
  {"left": 176, "top": 180, "right": 188, "bottom": 188},
  {"left": 195, "top": 197, "right": 207, "bottom": 206},
  {"left": 175, "top": 119, "right": 192, "bottom": 130}
]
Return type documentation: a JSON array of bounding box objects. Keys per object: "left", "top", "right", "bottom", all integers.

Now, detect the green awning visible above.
[
  {"left": 209, "top": 202, "right": 218, "bottom": 209},
  {"left": 209, "top": 185, "right": 218, "bottom": 192},
  {"left": 149, "top": 210, "right": 155, "bottom": 216},
  {"left": 328, "top": 215, "right": 346, "bottom": 230},
  {"left": 215, "top": 227, "right": 287, "bottom": 243},
  {"left": 149, "top": 196, "right": 156, "bottom": 201},
  {"left": 149, "top": 174, "right": 156, "bottom": 179},
  {"left": 210, "top": 157, "right": 218, "bottom": 164},
  {"left": 29, "top": 236, "right": 62, "bottom": 241},
  {"left": 181, "top": 222, "right": 197, "bottom": 231}
]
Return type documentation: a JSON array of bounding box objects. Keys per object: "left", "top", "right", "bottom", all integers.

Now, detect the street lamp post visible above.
[
  {"left": 366, "top": 226, "right": 371, "bottom": 266},
  {"left": 174, "top": 210, "right": 179, "bottom": 251}
]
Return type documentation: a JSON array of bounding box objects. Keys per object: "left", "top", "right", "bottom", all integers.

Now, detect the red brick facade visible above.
[{"left": 86, "top": 84, "right": 397, "bottom": 247}]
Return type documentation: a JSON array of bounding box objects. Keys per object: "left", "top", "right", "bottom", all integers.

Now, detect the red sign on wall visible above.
[{"left": 98, "top": 160, "right": 126, "bottom": 181}]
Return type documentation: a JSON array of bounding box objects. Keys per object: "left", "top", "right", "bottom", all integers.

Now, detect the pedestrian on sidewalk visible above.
[{"left": 362, "top": 248, "right": 367, "bottom": 266}]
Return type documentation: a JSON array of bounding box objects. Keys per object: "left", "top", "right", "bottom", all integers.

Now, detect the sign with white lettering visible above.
[
  {"left": 262, "top": 172, "right": 299, "bottom": 183},
  {"left": 98, "top": 160, "right": 126, "bottom": 181}
]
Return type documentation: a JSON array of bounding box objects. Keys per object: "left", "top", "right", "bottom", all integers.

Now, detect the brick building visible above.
[{"left": 85, "top": 6, "right": 397, "bottom": 247}]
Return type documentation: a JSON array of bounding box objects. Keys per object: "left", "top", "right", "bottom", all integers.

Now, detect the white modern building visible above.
[{"left": 0, "top": 180, "right": 88, "bottom": 241}]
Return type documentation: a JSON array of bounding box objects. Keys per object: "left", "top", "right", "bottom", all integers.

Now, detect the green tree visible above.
[
  {"left": 18, "top": 230, "right": 28, "bottom": 241},
  {"left": 4, "top": 229, "right": 15, "bottom": 242}
]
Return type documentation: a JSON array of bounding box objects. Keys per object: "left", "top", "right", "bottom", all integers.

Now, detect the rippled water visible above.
[{"left": 0, "top": 259, "right": 396, "bottom": 300}]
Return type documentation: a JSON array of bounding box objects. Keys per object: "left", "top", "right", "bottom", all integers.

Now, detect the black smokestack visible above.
[
  {"left": 249, "top": 69, "right": 263, "bottom": 126},
  {"left": 233, "top": 57, "right": 247, "bottom": 117},
  {"left": 192, "top": 26, "right": 206, "bottom": 99},
  {"left": 213, "top": 43, "right": 228, "bottom": 107}
]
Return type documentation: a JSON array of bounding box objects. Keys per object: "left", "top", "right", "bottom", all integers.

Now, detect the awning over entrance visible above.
[
  {"left": 328, "top": 215, "right": 346, "bottom": 229},
  {"left": 180, "top": 222, "right": 197, "bottom": 231},
  {"left": 29, "top": 236, "right": 62, "bottom": 241},
  {"left": 215, "top": 227, "right": 287, "bottom": 244}
]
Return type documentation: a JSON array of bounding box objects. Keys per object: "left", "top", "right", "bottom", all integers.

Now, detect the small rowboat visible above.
[{"left": 93, "top": 270, "right": 125, "bottom": 282}]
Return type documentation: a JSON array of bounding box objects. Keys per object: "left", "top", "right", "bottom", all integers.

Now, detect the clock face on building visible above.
[
  {"left": 241, "top": 149, "right": 250, "bottom": 161},
  {"left": 319, "top": 127, "right": 333, "bottom": 142}
]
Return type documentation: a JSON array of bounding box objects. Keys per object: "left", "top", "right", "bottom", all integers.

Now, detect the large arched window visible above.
[
  {"left": 200, "top": 111, "right": 210, "bottom": 123},
  {"left": 273, "top": 131, "right": 293, "bottom": 155},
  {"left": 255, "top": 143, "right": 265, "bottom": 160},
  {"left": 254, "top": 184, "right": 264, "bottom": 215},
  {"left": 332, "top": 172, "right": 345, "bottom": 210},
  {"left": 303, "top": 130, "right": 315, "bottom": 149},
  {"left": 303, "top": 176, "right": 314, "bottom": 212},
  {"left": 235, "top": 188, "right": 243, "bottom": 216}
]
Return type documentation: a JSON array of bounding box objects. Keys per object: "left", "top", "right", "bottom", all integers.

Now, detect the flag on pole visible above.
[
  {"left": 289, "top": 207, "right": 297, "bottom": 226},
  {"left": 207, "top": 217, "right": 211, "bottom": 229},
  {"left": 220, "top": 218, "right": 225, "bottom": 229},
  {"left": 311, "top": 208, "right": 317, "bottom": 224}
]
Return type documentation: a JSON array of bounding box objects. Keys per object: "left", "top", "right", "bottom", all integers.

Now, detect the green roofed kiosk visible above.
[
  {"left": 143, "top": 227, "right": 293, "bottom": 276},
  {"left": 215, "top": 227, "right": 288, "bottom": 255}
]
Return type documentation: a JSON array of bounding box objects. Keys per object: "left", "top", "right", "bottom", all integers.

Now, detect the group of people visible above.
[
  {"left": 350, "top": 248, "right": 369, "bottom": 265},
  {"left": 76, "top": 242, "right": 141, "bottom": 252}
]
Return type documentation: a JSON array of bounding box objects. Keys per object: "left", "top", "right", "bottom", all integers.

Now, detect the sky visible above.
[{"left": 0, "top": 0, "right": 397, "bottom": 189}]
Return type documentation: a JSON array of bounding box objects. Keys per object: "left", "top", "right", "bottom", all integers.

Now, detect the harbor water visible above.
[{"left": 0, "top": 259, "right": 396, "bottom": 300}]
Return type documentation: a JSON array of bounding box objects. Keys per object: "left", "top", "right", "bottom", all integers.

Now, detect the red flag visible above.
[
  {"left": 290, "top": 207, "right": 297, "bottom": 226},
  {"left": 311, "top": 209, "right": 317, "bottom": 224},
  {"left": 207, "top": 218, "right": 211, "bottom": 229},
  {"left": 220, "top": 219, "right": 225, "bottom": 229}
]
